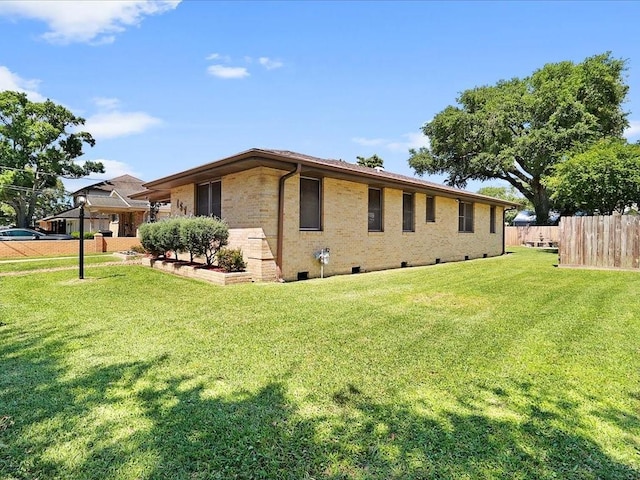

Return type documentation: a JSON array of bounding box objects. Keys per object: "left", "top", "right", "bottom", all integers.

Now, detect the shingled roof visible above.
[{"left": 133, "top": 148, "right": 517, "bottom": 207}]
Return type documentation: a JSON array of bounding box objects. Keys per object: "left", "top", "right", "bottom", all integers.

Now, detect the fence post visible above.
[{"left": 94, "top": 232, "right": 105, "bottom": 253}]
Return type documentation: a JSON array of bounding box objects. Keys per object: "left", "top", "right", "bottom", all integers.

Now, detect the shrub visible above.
[
  {"left": 155, "top": 218, "right": 185, "bottom": 261},
  {"left": 139, "top": 216, "right": 229, "bottom": 265},
  {"left": 130, "top": 244, "right": 146, "bottom": 254},
  {"left": 71, "top": 231, "right": 96, "bottom": 239},
  {"left": 184, "top": 216, "right": 229, "bottom": 265},
  {"left": 138, "top": 222, "right": 164, "bottom": 257},
  {"left": 216, "top": 247, "right": 246, "bottom": 272}
]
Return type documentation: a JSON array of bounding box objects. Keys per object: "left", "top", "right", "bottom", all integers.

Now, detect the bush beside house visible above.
[{"left": 139, "top": 217, "right": 241, "bottom": 271}]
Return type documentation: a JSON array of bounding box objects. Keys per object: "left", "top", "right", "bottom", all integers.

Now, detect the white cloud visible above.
[
  {"left": 352, "top": 132, "right": 429, "bottom": 152},
  {"left": 83, "top": 110, "right": 162, "bottom": 140},
  {"left": 387, "top": 132, "right": 429, "bottom": 152},
  {"left": 92, "top": 96, "right": 121, "bottom": 110},
  {"left": 207, "top": 64, "right": 249, "bottom": 79},
  {"left": 352, "top": 137, "right": 388, "bottom": 147},
  {"left": 258, "top": 57, "right": 283, "bottom": 70},
  {"left": 206, "top": 53, "right": 230, "bottom": 62},
  {"left": 624, "top": 120, "right": 640, "bottom": 140},
  {"left": 0, "top": 66, "right": 45, "bottom": 101},
  {"left": 0, "top": 0, "right": 181, "bottom": 45}
]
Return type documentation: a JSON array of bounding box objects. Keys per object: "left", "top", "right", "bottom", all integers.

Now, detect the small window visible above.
[
  {"left": 458, "top": 201, "right": 474, "bottom": 232},
  {"left": 426, "top": 196, "right": 436, "bottom": 222},
  {"left": 300, "top": 177, "right": 321, "bottom": 230},
  {"left": 403, "top": 192, "right": 414, "bottom": 232},
  {"left": 490, "top": 206, "right": 496, "bottom": 233},
  {"left": 196, "top": 180, "right": 221, "bottom": 217},
  {"left": 368, "top": 188, "right": 383, "bottom": 231}
]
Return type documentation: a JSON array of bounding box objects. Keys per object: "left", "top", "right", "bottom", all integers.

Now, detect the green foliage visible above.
[
  {"left": 138, "top": 222, "right": 165, "bottom": 257},
  {"left": 547, "top": 139, "right": 640, "bottom": 215},
  {"left": 408, "top": 53, "right": 629, "bottom": 225},
  {"left": 216, "top": 247, "right": 247, "bottom": 272},
  {"left": 356, "top": 154, "right": 384, "bottom": 169},
  {"left": 0, "top": 91, "right": 104, "bottom": 227},
  {"left": 138, "top": 216, "right": 229, "bottom": 265},
  {"left": 155, "top": 218, "right": 185, "bottom": 261},
  {"left": 129, "top": 244, "right": 146, "bottom": 254},
  {"left": 70, "top": 231, "right": 96, "bottom": 239},
  {"left": 0, "top": 248, "right": 639, "bottom": 478}
]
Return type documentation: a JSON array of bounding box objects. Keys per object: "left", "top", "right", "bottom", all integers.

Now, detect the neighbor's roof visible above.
[
  {"left": 71, "top": 174, "right": 146, "bottom": 198},
  {"left": 131, "top": 148, "right": 518, "bottom": 207}
]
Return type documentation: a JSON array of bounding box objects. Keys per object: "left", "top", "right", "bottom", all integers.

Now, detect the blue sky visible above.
[{"left": 1, "top": 0, "right": 640, "bottom": 194}]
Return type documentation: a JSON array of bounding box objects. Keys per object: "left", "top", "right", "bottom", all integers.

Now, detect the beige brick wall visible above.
[
  {"left": 280, "top": 175, "right": 505, "bottom": 281},
  {"left": 171, "top": 184, "right": 195, "bottom": 216},
  {"left": 167, "top": 169, "right": 505, "bottom": 282}
]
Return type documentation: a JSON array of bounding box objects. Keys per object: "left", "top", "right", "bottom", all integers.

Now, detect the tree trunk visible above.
[{"left": 531, "top": 178, "right": 552, "bottom": 225}]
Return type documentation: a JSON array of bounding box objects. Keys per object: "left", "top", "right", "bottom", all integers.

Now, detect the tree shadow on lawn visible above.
[{"left": 1, "top": 326, "right": 638, "bottom": 479}]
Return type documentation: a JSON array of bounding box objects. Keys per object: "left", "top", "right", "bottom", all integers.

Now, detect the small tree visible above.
[
  {"left": 356, "top": 154, "right": 384, "bottom": 169},
  {"left": 156, "top": 218, "right": 185, "bottom": 260},
  {"left": 138, "top": 222, "right": 164, "bottom": 257},
  {"left": 547, "top": 139, "right": 640, "bottom": 215}
]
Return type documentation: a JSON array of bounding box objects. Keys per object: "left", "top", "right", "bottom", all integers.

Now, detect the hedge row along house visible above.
[{"left": 131, "top": 149, "right": 517, "bottom": 281}]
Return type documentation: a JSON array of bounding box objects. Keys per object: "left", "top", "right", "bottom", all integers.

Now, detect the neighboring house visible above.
[
  {"left": 131, "top": 148, "right": 517, "bottom": 281},
  {"left": 39, "top": 175, "right": 169, "bottom": 237}
]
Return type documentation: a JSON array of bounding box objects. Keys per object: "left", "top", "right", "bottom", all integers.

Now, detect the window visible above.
[
  {"left": 368, "top": 188, "right": 383, "bottom": 231},
  {"left": 300, "top": 177, "right": 321, "bottom": 230},
  {"left": 490, "top": 206, "right": 497, "bottom": 233},
  {"left": 426, "top": 195, "right": 436, "bottom": 222},
  {"left": 196, "top": 180, "right": 221, "bottom": 217},
  {"left": 458, "top": 201, "right": 474, "bottom": 232},
  {"left": 402, "top": 192, "right": 414, "bottom": 232}
]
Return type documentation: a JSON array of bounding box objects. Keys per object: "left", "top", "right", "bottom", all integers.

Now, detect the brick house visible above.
[
  {"left": 40, "top": 175, "right": 169, "bottom": 237},
  {"left": 132, "top": 149, "right": 516, "bottom": 281}
]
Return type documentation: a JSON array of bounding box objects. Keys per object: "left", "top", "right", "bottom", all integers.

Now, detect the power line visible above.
[{"left": 0, "top": 165, "right": 112, "bottom": 182}]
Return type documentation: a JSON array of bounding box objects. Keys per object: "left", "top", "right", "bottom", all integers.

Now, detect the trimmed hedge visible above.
[{"left": 139, "top": 217, "right": 230, "bottom": 267}]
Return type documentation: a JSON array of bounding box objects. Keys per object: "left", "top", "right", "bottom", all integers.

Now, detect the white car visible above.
[{"left": 0, "top": 228, "right": 73, "bottom": 241}]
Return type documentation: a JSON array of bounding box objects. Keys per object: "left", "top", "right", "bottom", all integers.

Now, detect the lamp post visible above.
[{"left": 76, "top": 195, "right": 87, "bottom": 279}]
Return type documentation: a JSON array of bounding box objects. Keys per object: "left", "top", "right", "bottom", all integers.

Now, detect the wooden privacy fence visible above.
[
  {"left": 559, "top": 215, "right": 640, "bottom": 270},
  {"left": 505, "top": 226, "right": 560, "bottom": 247}
]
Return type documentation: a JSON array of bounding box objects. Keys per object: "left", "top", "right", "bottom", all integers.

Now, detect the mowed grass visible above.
[
  {"left": 0, "top": 253, "right": 119, "bottom": 273},
  {"left": 0, "top": 248, "right": 638, "bottom": 479}
]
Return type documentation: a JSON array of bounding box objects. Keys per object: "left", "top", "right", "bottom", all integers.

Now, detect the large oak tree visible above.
[
  {"left": 408, "top": 53, "right": 629, "bottom": 224},
  {"left": 0, "top": 91, "right": 103, "bottom": 227}
]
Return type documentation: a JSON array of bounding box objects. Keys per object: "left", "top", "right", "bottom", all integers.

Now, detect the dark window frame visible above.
[
  {"left": 196, "top": 180, "right": 222, "bottom": 218},
  {"left": 368, "top": 187, "right": 383, "bottom": 232},
  {"left": 299, "top": 176, "right": 322, "bottom": 231},
  {"left": 490, "top": 206, "right": 497, "bottom": 233},
  {"left": 402, "top": 192, "right": 415, "bottom": 232},
  {"left": 458, "top": 201, "right": 474, "bottom": 233},
  {"left": 426, "top": 195, "right": 436, "bottom": 223}
]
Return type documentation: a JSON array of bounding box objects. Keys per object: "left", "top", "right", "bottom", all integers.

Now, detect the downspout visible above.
[{"left": 277, "top": 163, "right": 301, "bottom": 280}]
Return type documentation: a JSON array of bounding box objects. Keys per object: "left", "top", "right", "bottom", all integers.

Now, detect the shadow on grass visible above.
[{"left": 1, "top": 327, "right": 638, "bottom": 479}]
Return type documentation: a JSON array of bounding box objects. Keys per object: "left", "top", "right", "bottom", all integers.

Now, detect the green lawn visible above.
[
  {"left": 0, "top": 248, "right": 638, "bottom": 479},
  {"left": 0, "top": 253, "right": 119, "bottom": 274}
]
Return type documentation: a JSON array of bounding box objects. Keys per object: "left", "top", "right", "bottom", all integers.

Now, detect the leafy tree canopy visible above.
[
  {"left": 408, "top": 52, "right": 629, "bottom": 224},
  {"left": 546, "top": 139, "right": 640, "bottom": 215},
  {"left": 356, "top": 154, "right": 384, "bottom": 169},
  {"left": 0, "top": 91, "right": 103, "bottom": 227}
]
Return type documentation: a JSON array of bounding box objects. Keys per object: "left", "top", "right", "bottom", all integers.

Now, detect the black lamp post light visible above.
[{"left": 76, "top": 195, "right": 86, "bottom": 279}]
